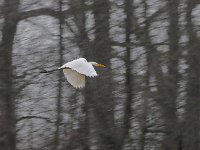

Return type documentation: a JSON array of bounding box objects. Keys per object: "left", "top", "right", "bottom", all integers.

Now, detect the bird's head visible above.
[{"left": 89, "top": 62, "right": 106, "bottom": 67}]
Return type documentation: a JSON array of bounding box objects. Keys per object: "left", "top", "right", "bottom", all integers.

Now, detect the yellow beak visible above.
[{"left": 95, "top": 63, "right": 106, "bottom": 67}]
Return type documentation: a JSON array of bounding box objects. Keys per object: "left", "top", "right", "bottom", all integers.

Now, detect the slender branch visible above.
[
  {"left": 17, "top": 8, "right": 71, "bottom": 22},
  {"left": 16, "top": 116, "right": 53, "bottom": 123},
  {"left": 146, "top": 6, "right": 167, "bottom": 23}
]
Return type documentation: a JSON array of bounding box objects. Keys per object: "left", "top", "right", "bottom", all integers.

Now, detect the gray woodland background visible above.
[{"left": 0, "top": 0, "right": 200, "bottom": 150}]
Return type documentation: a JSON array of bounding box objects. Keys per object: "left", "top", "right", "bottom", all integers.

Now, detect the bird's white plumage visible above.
[
  {"left": 41, "top": 58, "right": 104, "bottom": 89},
  {"left": 58, "top": 58, "right": 98, "bottom": 88},
  {"left": 58, "top": 58, "right": 97, "bottom": 77},
  {"left": 63, "top": 69, "right": 85, "bottom": 88}
]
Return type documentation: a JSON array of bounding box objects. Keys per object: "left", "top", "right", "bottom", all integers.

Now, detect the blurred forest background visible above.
[{"left": 0, "top": 0, "right": 200, "bottom": 150}]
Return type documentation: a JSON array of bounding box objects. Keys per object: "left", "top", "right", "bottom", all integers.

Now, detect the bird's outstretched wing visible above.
[
  {"left": 59, "top": 58, "right": 97, "bottom": 77},
  {"left": 63, "top": 68, "right": 85, "bottom": 88}
]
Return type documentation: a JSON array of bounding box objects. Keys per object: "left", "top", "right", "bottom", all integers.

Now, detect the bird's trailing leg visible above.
[{"left": 40, "top": 69, "right": 59, "bottom": 73}]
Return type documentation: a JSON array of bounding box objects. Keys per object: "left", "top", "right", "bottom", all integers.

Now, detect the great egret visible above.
[{"left": 41, "top": 58, "right": 105, "bottom": 88}]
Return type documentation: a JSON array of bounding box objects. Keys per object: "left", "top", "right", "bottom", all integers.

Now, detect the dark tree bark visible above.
[
  {"left": 183, "top": 0, "right": 200, "bottom": 149},
  {"left": 124, "top": 0, "right": 134, "bottom": 137},
  {"left": 138, "top": 1, "right": 150, "bottom": 149},
  {"left": 134, "top": 0, "right": 180, "bottom": 148},
  {"left": 53, "top": 0, "right": 64, "bottom": 149},
  {"left": 128, "top": 0, "right": 180, "bottom": 148},
  {"left": 0, "top": 0, "right": 20, "bottom": 149},
  {"left": 92, "top": 0, "right": 116, "bottom": 149},
  {"left": 0, "top": 1, "right": 70, "bottom": 149},
  {"left": 69, "top": 0, "right": 91, "bottom": 149},
  {"left": 117, "top": 0, "right": 134, "bottom": 149},
  {"left": 161, "top": 0, "right": 180, "bottom": 149}
]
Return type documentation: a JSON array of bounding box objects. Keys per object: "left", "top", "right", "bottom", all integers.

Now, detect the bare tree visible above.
[
  {"left": 69, "top": 0, "right": 91, "bottom": 149},
  {"left": 53, "top": 0, "right": 64, "bottom": 149},
  {"left": 0, "top": 1, "right": 68, "bottom": 149},
  {"left": 1, "top": 0, "right": 200, "bottom": 149},
  {"left": 184, "top": 0, "right": 200, "bottom": 149},
  {"left": 161, "top": 0, "right": 180, "bottom": 149},
  {"left": 91, "top": 0, "right": 117, "bottom": 149},
  {"left": 117, "top": 0, "right": 135, "bottom": 149},
  {"left": 0, "top": 0, "right": 20, "bottom": 149}
]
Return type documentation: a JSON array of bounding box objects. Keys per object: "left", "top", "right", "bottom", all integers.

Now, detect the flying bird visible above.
[{"left": 41, "top": 58, "right": 105, "bottom": 88}]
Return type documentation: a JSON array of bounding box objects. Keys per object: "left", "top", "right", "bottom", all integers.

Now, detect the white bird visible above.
[{"left": 41, "top": 58, "right": 105, "bottom": 88}]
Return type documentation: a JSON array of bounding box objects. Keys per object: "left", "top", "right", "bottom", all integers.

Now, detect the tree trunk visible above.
[
  {"left": 92, "top": 0, "right": 116, "bottom": 149},
  {"left": 161, "top": 0, "right": 180, "bottom": 149},
  {"left": 70, "top": 0, "right": 91, "bottom": 149},
  {"left": 0, "top": 0, "right": 19, "bottom": 149},
  {"left": 53, "top": 0, "right": 64, "bottom": 149},
  {"left": 183, "top": 0, "right": 200, "bottom": 149},
  {"left": 117, "top": 0, "right": 134, "bottom": 149}
]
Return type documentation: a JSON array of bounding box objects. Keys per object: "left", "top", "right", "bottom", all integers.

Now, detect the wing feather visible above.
[
  {"left": 63, "top": 69, "right": 85, "bottom": 88},
  {"left": 59, "top": 58, "right": 97, "bottom": 77}
]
